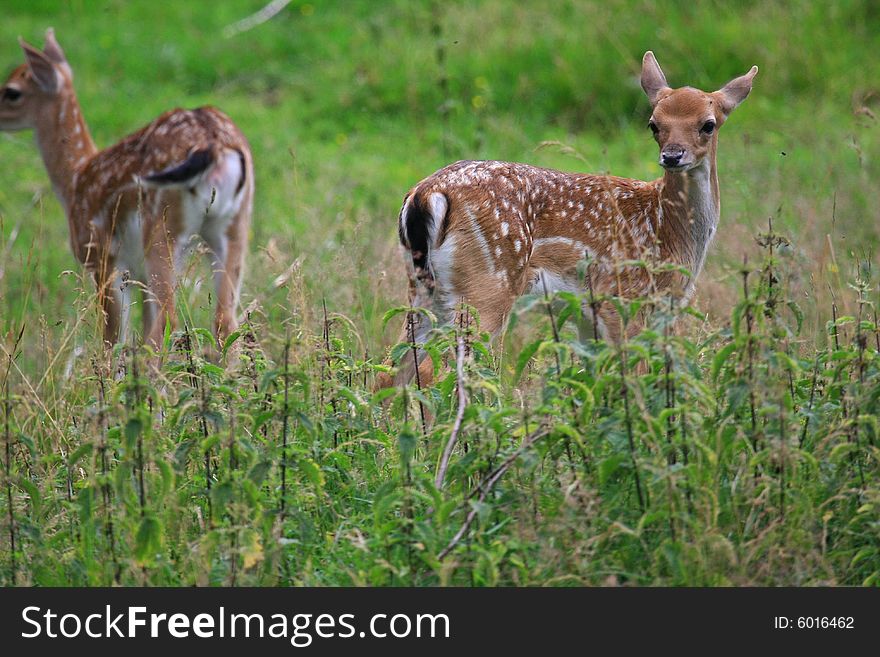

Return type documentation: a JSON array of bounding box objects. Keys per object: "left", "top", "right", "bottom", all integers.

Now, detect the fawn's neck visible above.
[
  {"left": 33, "top": 90, "right": 97, "bottom": 213},
  {"left": 656, "top": 139, "right": 720, "bottom": 278}
]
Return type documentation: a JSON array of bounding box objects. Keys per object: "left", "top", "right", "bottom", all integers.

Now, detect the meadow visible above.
[{"left": 0, "top": 0, "right": 878, "bottom": 585}]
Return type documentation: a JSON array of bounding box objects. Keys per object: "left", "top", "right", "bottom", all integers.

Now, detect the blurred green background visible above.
[{"left": 1, "top": 0, "right": 878, "bottom": 368}]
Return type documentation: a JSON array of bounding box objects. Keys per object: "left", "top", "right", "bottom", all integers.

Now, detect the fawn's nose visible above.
[{"left": 661, "top": 145, "right": 686, "bottom": 167}]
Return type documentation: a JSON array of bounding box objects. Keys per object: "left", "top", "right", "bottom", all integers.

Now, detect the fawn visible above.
[
  {"left": 0, "top": 30, "right": 254, "bottom": 349},
  {"left": 378, "top": 51, "right": 757, "bottom": 388}
]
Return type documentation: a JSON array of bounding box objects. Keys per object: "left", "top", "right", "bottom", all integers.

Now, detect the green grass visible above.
[{"left": 0, "top": 0, "right": 878, "bottom": 585}]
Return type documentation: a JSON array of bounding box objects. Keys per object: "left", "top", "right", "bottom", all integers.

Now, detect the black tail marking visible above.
[
  {"left": 235, "top": 149, "right": 247, "bottom": 195},
  {"left": 400, "top": 193, "right": 430, "bottom": 272},
  {"left": 400, "top": 192, "right": 439, "bottom": 291},
  {"left": 144, "top": 148, "right": 214, "bottom": 185}
]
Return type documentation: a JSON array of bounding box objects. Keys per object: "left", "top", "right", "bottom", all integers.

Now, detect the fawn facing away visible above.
[
  {"left": 0, "top": 30, "right": 254, "bottom": 349},
  {"left": 378, "top": 51, "right": 757, "bottom": 388}
]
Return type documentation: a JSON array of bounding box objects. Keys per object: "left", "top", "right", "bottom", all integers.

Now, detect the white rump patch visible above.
[{"left": 428, "top": 192, "right": 448, "bottom": 241}]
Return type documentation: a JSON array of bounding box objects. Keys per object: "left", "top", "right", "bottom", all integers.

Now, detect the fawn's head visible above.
[
  {"left": 0, "top": 28, "right": 73, "bottom": 131},
  {"left": 641, "top": 51, "right": 757, "bottom": 173}
]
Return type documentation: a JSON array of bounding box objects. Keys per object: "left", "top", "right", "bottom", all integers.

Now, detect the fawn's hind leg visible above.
[{"left": 203, "top": 208, "right": 248, "bottom": 350}]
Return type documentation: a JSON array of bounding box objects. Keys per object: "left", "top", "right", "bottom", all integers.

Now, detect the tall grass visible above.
[{"left": 0, "top": 219, "right": 877, "bottom": 586}]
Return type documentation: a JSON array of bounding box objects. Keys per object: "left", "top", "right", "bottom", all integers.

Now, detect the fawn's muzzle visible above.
[{"left": 661, "top": 145, "right": 687, "bottom": 168}]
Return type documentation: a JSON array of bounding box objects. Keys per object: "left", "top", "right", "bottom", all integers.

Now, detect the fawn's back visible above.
[
  {"left": 403, "top": 160, "right": 667, "bottom": 316},
  {"left": 74, "top": 107, "right": 251, "bottom": 273}
]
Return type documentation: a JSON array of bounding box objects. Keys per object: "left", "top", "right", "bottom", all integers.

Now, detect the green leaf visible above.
[
  {"left": 222, "top": 330, "right": 243, "bottom": 356},
  {"left": 850, "top": 547, "right": 876, "bottom": 567},
  {"left": 512, "top": 293, "right": 544, "bottom": 317},
  {"left": 370, "top": 387, "right": 397, "bottom": 405},
  {"left": 124, "top": 418, "right": 142, "bottom": 449},
  {"left": 299, "top": 458, "right": 325, "bottom": 489},
  {"left": 598, "top": 454, "right": 626, "bottom": 485},
  {"left": 252, "top": 410, "right": 275, "bottom": 432},
  {"left": 211, "top": 480, "right": 235, "bottom": 515},
  {"left": 423, "top": 342, "right": 443, "bottom": 376},
  {"left": 156, "top": 458, "right": 174, "bottom": 496},
  {"left": 201, "top": 433, "right": 223, "bottom": 452},
  {"left": 382, "top": 305, "right": 437, "bottom": 329},
  {"left": 134, "top": 513, "right": 163, "bottom": 565},
  {"left": 382, "top": 306, "right": 411, "bottom": 328},
  {"left": 163, "top": 316, "right": 172, "bottom": 350},
  {"left": 240, "top": 528, "right": 264, "bottom": 569},
  {"left": 201, "top": 363, "right": 225, "bottom": 377},
  {"left": 829, "top": 442, "right": 857, "bottom": 462},
  {"left": 193, "top": 327, "right": 215, "bottom": 346},
  {"left": 390, "top": 341, "right": 413, "bottom": 365},
  {"left": 711, "top": 342, "right": 738, "bottom": 381},
  {"left": 515, "top": 339, "right": 544, "bottom": 382},
  {"left": 173, "top": 438, "right": 196, "bottom": 472},
  {"left": 786, "top": 300, "right": 804, "bottom": 334},
  {"left": 18, "top": 434, "right": 36, "bottom": 457},
  {"left": 398, "top": 429, "right": 417, "bottom": 465},
  {"left": 470, "top": 500, "right": 492, "bottom": 523},
  {"left": 77, "top": 485, "right": 94, "bottom": 525},
  {"left": 17, "top": 477, "right": 42, "bottom": 514},
  {"left": 248, "top": 460, "right": 272, "bottom": 485},
  {"left": 67, "top": 442, "right": 94, "bottom": 466},
  {"left": 336, "top": 387, "right": 364, "bottom": 409}
]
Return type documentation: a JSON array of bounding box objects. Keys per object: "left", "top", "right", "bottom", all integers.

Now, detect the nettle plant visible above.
[
  {"left": 376, "top": 217, "right": 879, "bottom": 585},
  {"left": 1, "top": 222, "right": 879, "bottom": 585}
]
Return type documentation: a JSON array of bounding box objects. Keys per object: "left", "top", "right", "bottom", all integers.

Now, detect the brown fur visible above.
[
  {"left": 0, "top": 30, "right": 254, "bottom": 348},
  {"left": 380, "top": 51, "right": 757, "bottom": 388}
]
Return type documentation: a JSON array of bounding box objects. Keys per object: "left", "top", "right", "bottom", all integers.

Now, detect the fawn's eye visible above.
[
  {"left": 2, "top": 87, "right": 22, "bottom": 102},
  {"left": 700, "top": 120, "right": 716, "bottom": 135},
  {"left": 648, "top": 120, "right": 659, "bottom": 135}
]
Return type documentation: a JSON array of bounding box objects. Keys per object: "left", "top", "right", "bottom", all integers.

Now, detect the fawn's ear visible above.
[
  {"left": 43, "top": 28, "right": 73, "bottom": 81},
  {"left": 43, "top": 28, "right": 69, "bottom": 66},
  {"left": 19, "top": 37, "right": 60, "bottom": 93},
  {"left": 713, "top": 66, "right": 758, "bottom": 117},
  {"left": 641, "top": 51, "right": 670, "bottom": 106}
]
